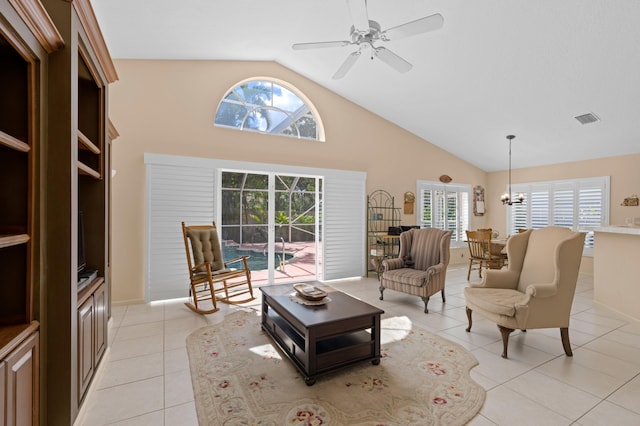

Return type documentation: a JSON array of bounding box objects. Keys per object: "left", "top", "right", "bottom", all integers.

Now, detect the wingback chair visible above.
[
  {"left": 380, "top": 228, "right": 452, "bottom": 313},
  {"left": 464, "top": 227, "right": 585, "bottom": 358}
]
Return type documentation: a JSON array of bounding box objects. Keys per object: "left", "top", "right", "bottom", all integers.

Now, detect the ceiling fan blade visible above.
[
  {"left": 292, "top": 40, "right": 351, "bottom": 50},
  {"left": 347, "top": 0, "right": 369, "bottom": 34},
  {"left": 374, "top": 47, "right": 412, "bottom": 73},
  {"left": 383, "top": 13, "right": 444, "bottom": 41},
  {"left": 333, "top": 50, "right": 362, "bottom": 79}
]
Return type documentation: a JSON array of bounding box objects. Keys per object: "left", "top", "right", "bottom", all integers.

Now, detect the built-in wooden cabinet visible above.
[
  {"left": 1, "top": 0, "right": 116, "bottom": 423},
  {"left": 41, "top": 0, "right": 117, "bottom": 421},
  {"left": 77, "top": 279, "right": 106, "bottom": 403},
  {"left": 3, "top": 328, "right": 39, "bottom": 426}
]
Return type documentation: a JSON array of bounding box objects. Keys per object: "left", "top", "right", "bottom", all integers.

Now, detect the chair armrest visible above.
[
  {"left": 382, "top": 258, "right": 404, "bottom": 272},
  {"left": 525, "top": 282, "right": 558, "bottom": 298},
  {"left": 471, "top": 269, "right": 519, "bottom": 289},
  {"left": 426, "top": 263, "right": 446, "bottom": 277},
  {"left": 224, "top": 256, "right": 249, "bottom": 268},
  {"left": 192, "top": 262, "right": 212, "bottom": 274}
]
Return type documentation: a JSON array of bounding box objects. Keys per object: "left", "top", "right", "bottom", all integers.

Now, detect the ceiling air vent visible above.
[{"left": 574, "top": 113, "right": 600, "bottom": 125}]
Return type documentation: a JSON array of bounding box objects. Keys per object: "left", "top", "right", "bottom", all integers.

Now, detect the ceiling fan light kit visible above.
[{"left": 292, "top": 0, "right": 443, "bottom": 79}]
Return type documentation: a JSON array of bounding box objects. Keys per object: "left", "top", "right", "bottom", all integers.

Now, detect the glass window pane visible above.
[
  {"left": 215, "top": 103, "right": 247, "bottom": 128},
  {"left": 295, "top": 116, "right": 317, "bottom": 138},
  {"left": 244, "top": 174, "right": 268, "bottom": 190},
  {"left": 272, "top": 84, "right": 304, "bottom": 112},
  {"left": 275, "top": 175, "right": 295, "bottom": 191},
  {"left": 224, "top": 91, "right": 242, "bottom": 102},
  {"left": 262, "top": 108, "right": 289, "bottom": 133},
  {"left": 214, "top": 78, "right": 323, "bottom": 141},
  {"left": 221, "top": 191, "right": 240, "bottom": 225},
  {"left": 222, "top": 172, "right": 245, "bottom": 189}
]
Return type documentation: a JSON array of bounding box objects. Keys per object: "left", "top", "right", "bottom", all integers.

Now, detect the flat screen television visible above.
[{"left": 78, "top": 210, "right": 86, "bottom": 273}]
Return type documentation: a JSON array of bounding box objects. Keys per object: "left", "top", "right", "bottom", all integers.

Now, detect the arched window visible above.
[{"left": 214, "top": 78, "right": 324, "bottom": 141}]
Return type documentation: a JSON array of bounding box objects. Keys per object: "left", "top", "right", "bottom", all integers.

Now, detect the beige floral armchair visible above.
[
  {"left": 380, "top": 228, "right": 452, "bottom": 313},
  {"left": 464, "top": 227, "right": 585, "bottom": 358}
]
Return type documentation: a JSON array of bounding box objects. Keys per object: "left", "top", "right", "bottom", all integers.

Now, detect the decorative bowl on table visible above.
[{"left": 293, "top": 283, "right": 327, "bottom": 301}]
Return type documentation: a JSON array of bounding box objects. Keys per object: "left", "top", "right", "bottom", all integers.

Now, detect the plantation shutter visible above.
[
  {"left": 420, "top": 189, "right": 433, "bottom": 228},
  {"left": 578, "top": 185, "right": 603, "bottom": 247},
  {"left": 146, "top": 162, "right": 215, "bottom": 301},
  {"left": 456, "top": 191, "right": 470, "bottom": 242},
  {"left": 508, "top": 177, "right": 609, "bottom": 248},
  {"left": 530, "top": 188, "right": 549, "bottom": 229},
  {"left": 322, "top": 170, "right": 366, "bottom": 280},
  {"left": 433, "top": 189, "right": 446, "bottom": 230},
  {"left": 552, "top": 185, "right": 574, "bottom": 228},
  {"left": 417, "top": 181, "right": 470, "bottom": 243},
  {"left": 510, "top": 198, "right": 528, "bottom": 233}
]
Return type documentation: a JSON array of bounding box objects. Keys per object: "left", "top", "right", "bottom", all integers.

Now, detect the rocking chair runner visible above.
[{"left": 181, "top": 221, "right": 255, "bottom": 314}]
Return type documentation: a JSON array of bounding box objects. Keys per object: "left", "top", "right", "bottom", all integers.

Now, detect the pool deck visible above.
[{"left": 227, "top": 241, "right": 318, "bottom": 285}]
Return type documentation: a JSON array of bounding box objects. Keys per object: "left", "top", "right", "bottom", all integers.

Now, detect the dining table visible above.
[{"left": 488, "top": 238, "right": 508, "bottom": 269}]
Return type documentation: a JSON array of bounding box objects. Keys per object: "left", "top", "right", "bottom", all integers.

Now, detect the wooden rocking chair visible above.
[{"left": 181, "top": 221, "right": 255, "bottom": 314}]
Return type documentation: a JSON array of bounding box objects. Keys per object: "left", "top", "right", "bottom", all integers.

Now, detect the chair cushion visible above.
[
  {"left": 187, "top": 228, "right": 224, "bottom": 272},
  {"left": 464, "top": 287, "right": 528, "bottom": 317},
  {"left": 382, "top": 268, "right": 430, "bottom": 287}
]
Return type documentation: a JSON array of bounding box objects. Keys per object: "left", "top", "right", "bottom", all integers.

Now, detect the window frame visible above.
[
  {"left": 214, "top": 77, "right": 325, "bottom": 141},
  {"left": 417, "top": 180, "right": 471, "bottom": 247},
  {"left": 506, "top": 176, "right": 610, "bottom": 254}
]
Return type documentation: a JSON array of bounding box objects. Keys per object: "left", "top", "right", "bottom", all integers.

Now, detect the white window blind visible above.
[
  {"left": 146, "top": 163, "right": 215, "bottom": 301},
  {"left": 322, "top": 170, "right": 366, "bottom": 280},
  {"left": 417, "top": 181, "right": 470, "bottom": 243},
  {"left": 507, "top": 176, "right": 609, "bottom": 248}
]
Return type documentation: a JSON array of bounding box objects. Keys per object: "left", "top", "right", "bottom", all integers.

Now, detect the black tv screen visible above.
[{"left": 78, "top": 211, "right": 86, "bottom": 273}]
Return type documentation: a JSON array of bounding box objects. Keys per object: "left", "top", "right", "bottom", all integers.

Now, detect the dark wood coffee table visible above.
[{"left": 260, "top": 283, "right": 384, "bottom": 385}]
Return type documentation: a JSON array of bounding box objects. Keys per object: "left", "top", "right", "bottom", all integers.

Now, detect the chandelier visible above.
[{"left": 500, "top": 135, "right": 524, "bottom": 205}]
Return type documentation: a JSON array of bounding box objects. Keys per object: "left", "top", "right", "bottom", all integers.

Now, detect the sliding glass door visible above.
[{"left": 220, "top": 171, "right": 321, "bottom": 285}]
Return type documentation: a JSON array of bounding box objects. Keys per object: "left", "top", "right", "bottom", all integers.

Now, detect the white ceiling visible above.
[{"left": 90, "top": 0, "right": 640, "bottom": 172}]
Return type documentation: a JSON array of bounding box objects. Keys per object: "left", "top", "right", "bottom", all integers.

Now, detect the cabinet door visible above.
[
  {"left": 78, "top": 296, "right": 94, "bottom": 401},
  {"left": 5, "top": 331, "right": 38, "bottom": 426},
  {"left": 94, "top": 283, "right": 107, "bottom": 363},
  {"left": 1, "top": 361, "right": 5, "bottom": 426}
]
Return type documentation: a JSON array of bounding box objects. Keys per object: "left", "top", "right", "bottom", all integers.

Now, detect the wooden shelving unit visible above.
[
  {"left": 75, "top": 41, "right": 108, "bottom": 407},
  {"left": 0, "top": 3, "right": 35, "bottom": 339},
  {"left": 0, "top": 3, "right": 52, "bottom": 422}
]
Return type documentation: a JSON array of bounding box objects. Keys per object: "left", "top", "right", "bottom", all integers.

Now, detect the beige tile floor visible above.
[{"left": 76, "top": 266, "right": 640, "bottom": 425}]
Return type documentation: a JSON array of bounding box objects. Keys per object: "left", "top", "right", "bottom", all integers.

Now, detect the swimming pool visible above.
[{"left": 222, "top": 246, "right": 294, "bottom": 270}]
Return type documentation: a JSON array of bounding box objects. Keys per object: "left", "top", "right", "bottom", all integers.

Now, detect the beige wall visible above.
[
  {"left": 108, "top": 59, "right": 488, "bottom": 304},
  {"left": 109, "top": 59, "right": 639, "bottom": 304}
]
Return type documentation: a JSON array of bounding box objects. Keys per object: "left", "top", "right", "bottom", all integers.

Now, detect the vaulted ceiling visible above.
[{"left": 91, "top": 0, "right": 640, "bottom": 172}]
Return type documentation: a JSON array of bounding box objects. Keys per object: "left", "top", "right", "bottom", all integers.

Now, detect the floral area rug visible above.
[{"left": 186, "top": 310, "right": 485, "bottom": 425}]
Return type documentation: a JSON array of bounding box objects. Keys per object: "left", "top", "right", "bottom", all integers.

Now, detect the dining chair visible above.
[{"left": 465, "top": 229, "right": 505, "bottom": 280}]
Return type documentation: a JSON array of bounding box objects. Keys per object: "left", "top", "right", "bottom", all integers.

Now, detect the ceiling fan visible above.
[{"left": 292, "top": 0, "right": 444, "bottom": 79}]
